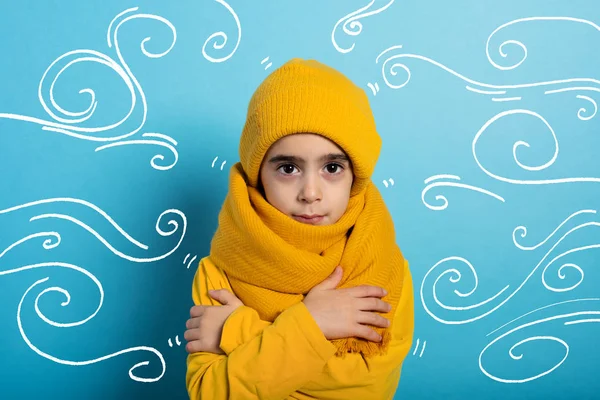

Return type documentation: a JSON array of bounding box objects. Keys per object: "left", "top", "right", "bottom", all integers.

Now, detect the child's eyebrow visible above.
[{"left": 267, "top": 153, "right": 349, "bottom": 164}]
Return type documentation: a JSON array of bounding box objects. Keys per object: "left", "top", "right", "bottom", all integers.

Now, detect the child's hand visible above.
[
  {"left": 303, "top": 266, "right": 391, "bottom": 343},
  {"left": 184, "top": 289, "right": 244, "bottom": 354}
]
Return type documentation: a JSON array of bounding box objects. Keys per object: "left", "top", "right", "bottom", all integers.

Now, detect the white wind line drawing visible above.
[
  {"left": 0, "top": 7, "right": 179, "bottom": 170},
  {"left": 491, "top": 97, "right": 521, "bottom": 102},
  {"left": 420, "top": 209, "right": 600, "bottom": 324},
  {"left": 184, "top": 253, "right": 198, "bottom": 269},
  {"left": 375, "top": 16, "right": 600, "bottom": 121},
  {"left": 412, "top": 338, "right": 426, "bottom": 358},
  {"left": 512, "top": 209, "right": 596, "bottom": 251},
  {"left": 367, "top": 82, "right": 380, "bottom": 96},
  {"left": 466, "top": 86, "right": 506, "bottom": 95},
  {"left": 202, "top": 0, "right": 241, "bottom": 63},
  {"left": 421, "top": 174, "right": 505, "bottom": 211},
  {"left": 168, "top": 335, "right": 182, "bottom": 347},
  {"left": 186, "top": 255, "right": 198, "bottom": 269},
  {"left": 331, "top": 0, "right": 395, "bottom": 54},
  {"left": 485, "top": 17, "right": 600, "bottom": 71},
  {"left": 487, "top": 298, "right": 599, "bottom": 337},
  {"left": 574, "top": 95, "right": 597, "bottom": 120},
  {"left": 375, "top": 44, "right": 600, "bottom": 121},
  {"left": 211, "top": 156, "right": 227, "bottom": 170},
  {"left": 261, "top": 56, "right": 273, "bottom": 70},
  {"left": 95, "top": 133, "right": 179, "bottom": 171},
  {"left": 479, "top": 298, "right": 600, "bottom": 383},
  {"left": 0, "top": 197, "right": 187, "bottom": 263},
  {"left": 472, "top": 109, "right": 600, "bottom": 185},
  {"left": 537, "top": 228, "right": 600, "bottom": 294},
  {"left": 0, "top": 233, "right": 166, "bottom": 383}
]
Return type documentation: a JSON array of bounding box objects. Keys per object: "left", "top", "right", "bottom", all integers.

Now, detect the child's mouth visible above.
[{"left": 293, "top": 214, "right": 325, "bottom": 224}]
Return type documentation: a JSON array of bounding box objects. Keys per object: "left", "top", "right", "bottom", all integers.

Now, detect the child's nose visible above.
[{"left": 299, "top": 177, "right": 322, "bottom": 203}]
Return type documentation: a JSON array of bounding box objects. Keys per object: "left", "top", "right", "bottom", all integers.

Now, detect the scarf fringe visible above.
[{"left": 331, "top": 328, "right": 392, "bottom": 359}]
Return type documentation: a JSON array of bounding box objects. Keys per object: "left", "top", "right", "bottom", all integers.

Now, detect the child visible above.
[{"left": 184, "top": 58, "right": 414, "bottom": 399}]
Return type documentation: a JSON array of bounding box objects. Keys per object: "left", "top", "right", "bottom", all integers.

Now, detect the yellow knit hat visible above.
[{"left": 238, "top": 58, "right": 382, "bottom": 196}]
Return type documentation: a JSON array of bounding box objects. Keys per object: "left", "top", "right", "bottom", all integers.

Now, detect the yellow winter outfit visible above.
[{"left": 186, "top": 58, "right": 414, "bottom": 399}]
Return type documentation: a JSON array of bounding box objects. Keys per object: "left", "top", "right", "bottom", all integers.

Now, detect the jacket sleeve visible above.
[
  {"left": 185, "top": 258, "right": 338, "bottom": 400},
  {"left": 216, "top": 260, "right": 415, "bottom": 400},
  {"left": 366, "top": 259, "right": 415, "bottom": 399}
]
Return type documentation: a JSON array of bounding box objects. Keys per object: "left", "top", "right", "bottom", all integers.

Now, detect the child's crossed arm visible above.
[
  {"left": 185, "top": 258, "right": 412, "bottom": 400},
  {"left": 185, "top": 259, "right": 338, "bottom": 399}
]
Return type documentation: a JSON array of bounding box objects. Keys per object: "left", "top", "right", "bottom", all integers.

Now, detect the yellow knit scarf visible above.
[{"left": 210, "top": 163, "right": 405, "bottom": 358}]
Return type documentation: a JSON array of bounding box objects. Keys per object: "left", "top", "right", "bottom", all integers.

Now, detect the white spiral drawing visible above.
[
  {"left": 0, "top": 233, "right": 166, "bottom": 382},
  {"left": 421, "top": 210, "right": 600, "bottom": 324},
  {"left": 421, "top": 174, "right": 505, "bottom": 211},
  {"left": 331, "top": 0, "right": 395, "bottom": 54},
  {"left": 0, "top": 197, "right": 187, "bottom": 263},
  {"left": 516, "top": 209, "right": 600, "bottom": 294},
  {"left": 420, "top": 256, "right": 510, "bottom": 325},
  {"left": 0, "top": 7, "right": 179, "bottom": 170},
  {"left": 573, "top": 95, "right": 598, "bottom": 121},
  {"left": 202, "top": 0, "right": 241, "bottom": 63},
  {"left": 472, "top": 109, "right": 600, "bottom": 186},
  {"left": 480, "top": 298, "right": 600, "bottom": 383},
  {"left": 512, "top": 209, "right": 596, "bottom": 251},
  {"left": 95, "top": 132, "right": 179, "bottom": 171},
  {"left": 375, "top": 20, "right": 600, "bottom": 122},
  {"left": 485, "top": 17, "right": 600, "bottom": 71}
]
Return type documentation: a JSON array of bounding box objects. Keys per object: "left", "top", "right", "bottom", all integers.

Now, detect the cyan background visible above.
[{"left": 1, "top": 1, "right": 599, "bottom": 399}]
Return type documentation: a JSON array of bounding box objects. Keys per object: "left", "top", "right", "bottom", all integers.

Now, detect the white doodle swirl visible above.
[
  {"left": 540, "top": 221, "right": 600, "bottom": 293},
  {"left": 331, "top": 0, "right": 395, "bottom": 54},
  {"left": 0, "top": 231, "right": 166, "bottom": 382},
  {"left": 0, "top": 197, "right": 186, "bottom": 263},
  {"left": 421, "top": 211, "right": 600, "bottom": 324},
  {"left": 95, "top": 133, "right": 178, "bottom": 171},
  {"left": 17, "top": 277, "right": 165, "bottom": 382},
  {"left": 473, "top": 109, "right": 600, "bottom": 185},
  {"left": 574, "top": 95, "right": 597, "bottom": 120},
  {"left": 1, "top": 232, "right": 62, "bottom": 261},
  {"left": 480, "top": 298, "right": 600, "bottom": 383},
  {"left": 514, "top": 209, "right": 599, "bottom": 293},
  {"left": 1, "top": 232, "right": 103, "bottom": 327},
  {"left": 0, "top": 7, "right": 179, "bottom": 170},
  {"left": 202, "top": 0, "right": 241, "bottom": 63},
  {"left": 421, "top": 174, "right": 505, "bottom": 211},
  {"left": 420, "top": 256, "right": 510, "bottom": 325},
  {"left": 486, "top": 17, "right": 600, "bottom": 71},
  {"left": 375, "top": 45, "right": 600, "bottom": 121},
  {"left": 513, "top": 209, "right": 596, "bottom": 251}
]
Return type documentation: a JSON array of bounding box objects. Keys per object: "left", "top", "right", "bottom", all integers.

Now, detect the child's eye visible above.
[
  {"left": 325, "top": 163, "right": 343, "bottom": 174},
  {"left": 277, "top": 164, "right": 297, "bottom": 175}
]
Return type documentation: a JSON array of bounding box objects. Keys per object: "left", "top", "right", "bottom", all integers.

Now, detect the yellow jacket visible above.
[{"left": 186, "top": 257, "right": 414, "bottom": 399}]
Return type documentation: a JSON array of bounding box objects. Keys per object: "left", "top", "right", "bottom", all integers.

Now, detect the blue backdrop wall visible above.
[{"left": 1, "top": 1, "right": 599, "bottom": 399}]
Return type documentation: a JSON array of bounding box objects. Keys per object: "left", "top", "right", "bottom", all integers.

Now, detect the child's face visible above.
[{"left": 259, "top": 133, "right": 354, "bottom": 226}]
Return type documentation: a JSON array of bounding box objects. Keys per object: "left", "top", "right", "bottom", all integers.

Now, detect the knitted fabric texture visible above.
[
  {"left": 238, "top": 58, "right": 381, "bottom": 196},
  {"left": 210, "top": 58, "right": 406, "bottom": 358}
]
